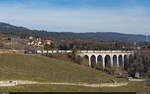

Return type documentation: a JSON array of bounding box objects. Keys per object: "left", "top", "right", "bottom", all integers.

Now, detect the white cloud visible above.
[{"left": 0, "top": 4, "right": 150, "bottom": 34}]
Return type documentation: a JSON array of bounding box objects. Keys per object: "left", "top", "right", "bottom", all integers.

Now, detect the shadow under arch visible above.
[
  {"left": 124, "top": 55, "right": 128, "bottom": 70},
  {"left": 119, "top": 55, "right": 123, "bottom": 67},
  {"left": 91, "top": 55, "right": 96, "bottom": 68},
  {"left": 83, "top": 55, "right": 89, "bottom": 66},
  {"left": 113, "top": 55, "right": 117, "bottom": 67},
  {"left": 97, "top": 55, "right": 103, "bottom": 69},
  {"left": 105, "top": 55, "right": 111, "bottom": 68}
]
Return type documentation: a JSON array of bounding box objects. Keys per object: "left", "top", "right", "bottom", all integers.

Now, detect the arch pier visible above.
[{"left": 77, "top": 50, "right": 133, "bottom": 69}]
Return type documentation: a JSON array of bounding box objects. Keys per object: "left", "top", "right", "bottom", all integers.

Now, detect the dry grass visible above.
[
  {"left": 0, "top": 53, "right": 126, "bottom": 83},
  {"left": 0, "top": 53, "right": 149, "bottom": 92}
]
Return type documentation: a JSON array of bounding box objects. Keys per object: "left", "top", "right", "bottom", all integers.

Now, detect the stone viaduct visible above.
[{"left": 77, "top": 50, "right": 134, "bottom": 69}]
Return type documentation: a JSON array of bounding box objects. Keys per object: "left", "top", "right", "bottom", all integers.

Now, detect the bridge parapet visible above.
[{"left": 77, "top": 50, "right": 134, "bottom": 54}]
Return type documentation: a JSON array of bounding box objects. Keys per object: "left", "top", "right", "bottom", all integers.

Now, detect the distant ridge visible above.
[{"left": 0, "top": 22, "right": 146, "bottom": 42}]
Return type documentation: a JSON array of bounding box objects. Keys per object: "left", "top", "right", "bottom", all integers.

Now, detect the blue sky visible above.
[{"left": 0, "top": 0, "right": 150, "bottom": 34}]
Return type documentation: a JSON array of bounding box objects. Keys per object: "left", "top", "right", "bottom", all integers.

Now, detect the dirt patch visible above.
[{"left": 0, "top": 80, "right": 128, "bottom": 87}]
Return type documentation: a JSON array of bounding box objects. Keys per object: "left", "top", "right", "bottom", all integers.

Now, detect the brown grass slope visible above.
[{"left": 0, "top": 53, "right": 126, "bottom": 83}]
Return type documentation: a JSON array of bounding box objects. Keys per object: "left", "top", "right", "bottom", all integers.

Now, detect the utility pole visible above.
[
  {"left": 11, "top": 37, "right": 13, "bottom": 50},
  {"left": 11, "top": 37, "right": 15, "bottom": 50}
]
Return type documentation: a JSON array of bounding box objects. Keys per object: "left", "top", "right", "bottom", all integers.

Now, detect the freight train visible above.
[
  {"left": 24, "top": 50, "right": 73, "bottom": 54},
  {"left": 24, "top": 50, "right": 103, "bottom": 54}
]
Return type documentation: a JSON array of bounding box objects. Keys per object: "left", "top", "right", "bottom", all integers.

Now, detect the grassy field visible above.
[
  {"left": 0, "top": 53, "right": 149, "bottom": 92},
  {"left": 0, "top": 53, "right": 125, "bottom": 83}
]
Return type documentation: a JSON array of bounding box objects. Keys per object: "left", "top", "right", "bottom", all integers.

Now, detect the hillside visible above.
[
  {"left": 0, "top": 22, "right": 146, "bottom": 42},
  {"left": 0, "top": 53, "right": 125, "bottom": 83},
  {"left": 0, "top": 53, "right": 150, "bottom": 92}
]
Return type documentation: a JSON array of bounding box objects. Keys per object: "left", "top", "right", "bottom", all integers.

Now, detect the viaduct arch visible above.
[{"left": 77, "top": 50, "right": 134, "bottom": 69}]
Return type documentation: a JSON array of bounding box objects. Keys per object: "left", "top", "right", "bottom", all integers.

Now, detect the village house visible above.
[
  {"left": 45, "top": 40, "right": 52, "bottom": 45},
  {"left": 34, "top": 38, "right": 43, "bottom": 47},
  {"left": 29, "top": 36, "right": 34, "bottom": 40},
  {"left": 27, "top": 37, "right": 43, "bottom": 47},
  {"left": 27, "top": 36, "right": 53, "bottom": 47}
]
